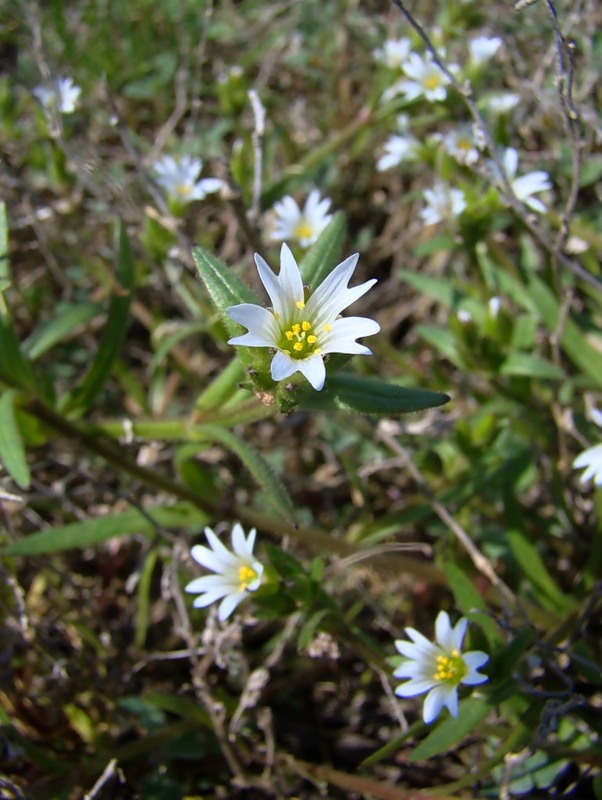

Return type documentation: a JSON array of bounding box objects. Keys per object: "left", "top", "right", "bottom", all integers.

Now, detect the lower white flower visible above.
[
  {"left": 33, "top": 76, "right": 81, "bottom": 114},
  {"left": 270, "top": 190, "right": 333, "bottom": 248},
  {"left": 438, "top": 127, "right": 480, "bottom": 166},
  {"left": 152, "top": 155, "right": 223, "bottom": 203},
  {"left": 227, "top": 244, "right": 380, "bottom": 391},
  {"left": 573, "top": 408, "right": 602, "bottom": 487},
  {"left": 394, "top": 611, "right": 489, "bottom": 724},
  {"left": 499, "top": 148, "right": 552, "bottom": 213},
  {"left": 484, "top": 92, "right": 520, "bottom": 114},
  {"left": 419, "top": 182, "right": 466, "bottom": 226},
  {"left": 373, "top": 37, "right": 412, "bottom": 70},
  {"left": 468, "top": 35, "right": 502, "bottom": 66},
  {"left": 185, "top": 523, "right": 264, "bottom": 621},
  {"left": 384, "top": 52, "right": 456, "bottom": 103}
]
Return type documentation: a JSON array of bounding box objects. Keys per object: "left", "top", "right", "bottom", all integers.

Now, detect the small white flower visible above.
[
  {"left": 573, "top": 409, "right": 602, "bottom": 487},
  {"left": 152, "top": 155, "right": 223, "bottom": 203},
  {"left": 500, "top": 148, "right": 552, "bottom": 213},
  {"left": 373, "top": 37, "right": 412, "bottom": 70},
  {"left": 270, "top": 190, "right": 333, "bottom": 248},
  {"left": 394, "top": 611, "right": 489, "bottom": 724},
  {"left": 468, "top": 35, "right": 502, "bottom": 66},
  {"left": 377, "top": 133, "right": 421, "bottom": 171},
  {"left": 488, "top": 296, "right": 501, "bottom": 318},
  {"left": 385, "top": 53, "right": 455, "bottom": 103},
  {"left": 185, "top": 523, "right": 264, "bottom": 621},
  {"left": 419, "top": 182, "right": 467, "bottom": 226},
  {"left": 227, "top": 244, "right": 380, "bottom": 391},
  {"left": 33, "top": 76, "right": 81, "bottom": 114},
  {"left": 438, "top": 127, "right": 480, "bottom": 166},
  {"left": 457, "top": 309, "right": 473, "bottom": 324},
  {"left": 485, "top": 92, "right": 520, "bottom": 114}
]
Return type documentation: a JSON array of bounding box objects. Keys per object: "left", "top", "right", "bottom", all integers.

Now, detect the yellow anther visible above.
[
  {"left": 285, "top": 330, "right": 294, "bottom": 341},
  {"left": 314, "top": 348, "right": 322, "bottom": 355},
  {"left": 292, "top": 323, "right": 301, "bottom": 334},
  {"left": 302, "top": 321, "right": 311, "bottom": 331},
  {"left": 323, "top": 323, "right": 332, "bottom": 332},
  {"left": 293, "top": 221, "right": 314, "bottom": 241},
  {"left": 307, "top": 335, "right": 317, "bottom": 344},
  {"left": 293, "top": 342, "right": 304, "bottom": 352},
  {"left": 296, "top": 300, "right": 305, "bottom": 309},
  {"left": 238, "top": 564, "right": 257, "bottom": 591},
  {"left": 423, "top": 74, "right": 441, "bottom": 90}
]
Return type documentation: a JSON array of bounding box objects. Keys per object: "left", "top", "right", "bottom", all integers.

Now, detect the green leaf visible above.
[
  {"left": 62, "top": 221, "right": 135, "bottom": 415},
  {"left": 196, "top": 423, "right": 296, "bottom": 525},
  {"left": 2, "top": 503, "right": 208, "bottom": 556},
  {"left": 135, "top": 548, "right": 160, "bottom": 648},
  {"left": 399, "top": 269, "right": 462, "bottom": 308},
  {"left": 410, "top": 697, "right": 490, "bottom": 762},
  {"left": 299, "top": 212, "right": 346, "bottom": 286},
  {"left": 192, "top": 245, "right": 260, "bottom": 333},
  {"left": 525, "top": 274, "right": 602, "bottom": 388},
  {"left": 499, "top": 352, "right": 565, "bottom": 380},
  {"left": 0, "top": 201, "right": 8, "bottom": 287},
  {"left": 507, "top": 528, "right": 576, "bottom": 613},
  {"left": 23, "top": 302, "right": 101, "bottom": 360},
  {"left": 297, "top": 373, "right": 449, "bottom": 416},
  {"left": 0, "top": 390, "right": 30, "bottom": 488}
]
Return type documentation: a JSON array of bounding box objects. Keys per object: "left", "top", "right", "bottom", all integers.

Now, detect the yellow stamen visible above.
[
  {"left": 323, "top": 324, "right": 332, "bottom": 332},
  {"left": 432, "top": 649, "right": 467, "bottom": 683},
  {"left": 307, "top": 335, "right": 317, "bottom": 344},
  {"left": 302, "top": 321, "right": 311, "bottom": 331},
  {"left": 285, "top": 330, "right": 294, "bottom": 340},
  {"left": 293, "top": 221, "right": 314, "bottom": 241},
  {"left": 423, "top": 74, "right": 442, "bottom": 91},
  {"left": 293, "top": 342, "right": 303, "bottom": 351}
]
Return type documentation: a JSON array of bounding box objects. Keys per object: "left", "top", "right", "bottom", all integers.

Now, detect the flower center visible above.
[
  {"left": 238, "top": 564, "right": 258, "bottom": 592},
  {"left": 432, "top": 649, "right": 468, "bottom": 684},
  {"left": 276, "top": 315, "right": 332, "bottom": 360},
  {"left": 293, "top": 219, "right": 314, "bottom": 241},
  {"left": 423, "top": 73, "right": 442, "bottom": 91},
  {"left": 175, "top": 183, "right": 192, "bottom": 198}
]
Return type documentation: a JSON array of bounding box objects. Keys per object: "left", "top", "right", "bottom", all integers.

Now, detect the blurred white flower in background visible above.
[
  {"left": 270, "top": 190, "right": 333, "bottom": 248},
  {"left": 227, "top": 244, "right": 379, "bottom": 391},
  {"left": 377, "top": 133, "right": 421, "bottom": 171},
  {"left": 384, "top": 52, "right": 456, "bottom": 103},
  {"left": 573, "top": 409, "right": 602, "bottom": 487},
  {"left": 420, "top": 182, "right": 467, "bottom": 226},
  {"left": 437, "top": 126, "right": 480, "bottom": 166},
  {"left": 485, "top": 92, "right": 520, "bottom": 114},
  {"left": 34, "top": 76, "right": 81, "bottom": 114},
  {"left": 185, "top": 524, "right": 263, "bottom": 621},
  {"left": 468, "top": 35, "right": 503, "bottom": 66},
  {"left": 394, "top": 611, "right": 489, "bottom": 724},
  {"left": 373, "top": 37, "right": 412, "bottom": 69},
  {"left": 152, "top": 155, "right": 223, "bottom": 203},
  {"left": 499, "top": 148, "right": 552, "bottom": 213}
]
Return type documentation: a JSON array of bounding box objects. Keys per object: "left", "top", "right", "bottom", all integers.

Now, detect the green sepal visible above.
[
  {"left": 296, "top": 373, "right": 450, "bottom": 416},
  {"left": 299, "top": 212, "right": 346, "bottom": 287}
]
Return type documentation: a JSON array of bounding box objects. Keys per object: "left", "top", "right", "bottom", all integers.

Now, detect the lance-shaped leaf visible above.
[
  {"left": 61, "top": 221, "right": 135, "bottom": 416},
  {"left": 0, "top": 390, "right": 30, "bottom": 489},
  {"left": 296, "top": 373, "right": 449, "bottom": 415},
  {"left": 192, "top": 245, "right": 260, "bottom": 334}
]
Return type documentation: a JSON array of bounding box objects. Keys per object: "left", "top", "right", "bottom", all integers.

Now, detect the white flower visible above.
[
  {"left": 152, "top": 155, "right": 223, "bottom": 203},
  {"left": 484, "top": 92, "right": 520, "bottom": 114},
  {"left": 573, "top": 409, "right": 602, "bottom": 487},
  {"left": 227, "top": 244, "right": 380, "bottom": 391},
  {"left": 394, "top": 611, "right": 489, "bottom": 724},
  {"left": 377, "top": 133, "right": 421, "bottom": 171},
  {"left": 385, "top": 53, "right": 455, "bottom": 103},
  {"left": 185, "top": 523, "right": 264, "bottom": 621},
  {"left": 373, "top": 37, "right": 412, "bottom": 70},
  {"left": 33, "top": 76, "right": 81, "bottom": 114},
  {"left": 419, "top": 182, "right": 467, "bottom": 226},
  {"left": 500, "top": 148, "right": 552, "bottom": 213},
  {"left": 468, "top": 35, "right": 502, "bottom": 66},
  {"left": 438, "top": 127, "right": 480, "bottom": 166},
  {"left": 270, "top": 190, "right": 333, "bottom": 248}
]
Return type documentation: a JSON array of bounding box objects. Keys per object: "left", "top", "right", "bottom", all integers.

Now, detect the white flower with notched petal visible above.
[
  {"left": 419, "top": 182, "right": 467, "bottom": 226},
  {"left": 573, "top": 408, "right": 602, "bottom": 487},
  {"left": 468, "top": 35, "right": 502, "bottom": 66},
  {"left": 185, "top": 524, "right": 264, "bottom": 621},
  {"left": 499, "top": 148, "right": 552, "bottom": 213},
  {"left": 152, "top": 155, "right": 223, "bottom": 203},
  {"left": 33, "top": 76, "right": 81, "bottom": 114},
  {"left": 373, "top": 37, "right": 412, "bottom": 70},
  {"left": 394, "top": 611, "right": 489, "bottom": 724},
  {"left": 384, "top": 52, "right": 456, "bottom": 103},
  {"left": 227, "top": 244, "right": 380, "bottom": 391},
  {"left": 271, "top": 191, "right": 333, "bottom": 248}
]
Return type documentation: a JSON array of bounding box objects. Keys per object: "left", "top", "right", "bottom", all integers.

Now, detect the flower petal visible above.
[
  {"left": 270, "top": 351, "right": 301, "bottom": 382},
  {"left": 297, "top": 355, "right": 326, "bottom": 391},
  {"left": 423, "top": 684, "right": 455, "bottom": 723},
  {"left": 218, "top": 592, "right": 246, "bottom": 621}
]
